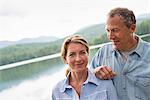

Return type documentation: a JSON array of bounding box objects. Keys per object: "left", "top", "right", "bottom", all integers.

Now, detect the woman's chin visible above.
[{"left": 72, "top": 68, "right": 87, "bottom": 72}]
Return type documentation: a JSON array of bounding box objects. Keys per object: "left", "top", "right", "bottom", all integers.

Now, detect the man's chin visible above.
[{"left": 113, "top": 45, "right": 120, "bottom": 51}]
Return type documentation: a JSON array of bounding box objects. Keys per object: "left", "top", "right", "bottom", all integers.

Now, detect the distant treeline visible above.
[{"left": 0, "top": 19, "right": 150, "bottom": 66}]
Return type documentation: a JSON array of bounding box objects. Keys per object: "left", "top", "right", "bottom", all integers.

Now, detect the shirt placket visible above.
[
  {"left": 121, "top": 54, "right": 132, "bottom": 99},
  {"left": 115, "top": 52, "right": 128, "bottom": 99},
  {"left": 72, "top": 88, "right": 80, "bottom": 100}
]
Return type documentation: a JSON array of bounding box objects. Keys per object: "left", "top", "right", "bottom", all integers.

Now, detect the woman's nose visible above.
[{"left": 75, "top": 55, "right": 81, "bottom": 61}]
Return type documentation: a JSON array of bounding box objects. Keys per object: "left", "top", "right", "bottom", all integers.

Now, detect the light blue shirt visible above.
[
  {"left": 52, "top": 70, "right": 118, "bottom": 100},
  {"left": 90, "top": 37, "right": 150, "bottom": 100}
]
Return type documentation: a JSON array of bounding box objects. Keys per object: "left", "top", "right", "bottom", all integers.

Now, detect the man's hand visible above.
[{"left": 94, "top": 66, "right": 117, "bottom": 80}]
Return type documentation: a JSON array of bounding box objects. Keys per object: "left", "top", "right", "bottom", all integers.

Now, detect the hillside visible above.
[
  {"left": 0, "top": 36, "right": 59, "bottom": 48},
  {"left": 75, "top": 23, "right": 106, "bottom": 40},
  {"left": 0, "top": 17, "right": 150, "bottom": 66}
]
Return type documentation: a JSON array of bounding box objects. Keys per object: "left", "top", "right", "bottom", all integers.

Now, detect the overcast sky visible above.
[{"left": 0, "top": 0, "right": 149, "bottom": 41}]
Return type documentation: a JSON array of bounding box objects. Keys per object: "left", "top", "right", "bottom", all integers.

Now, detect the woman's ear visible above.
[
  {"left": 65, "top": 67, "right": 70, "bottom": 77},
  {"left": 64, "top": 57, "right": 68, "bottom": 64}
]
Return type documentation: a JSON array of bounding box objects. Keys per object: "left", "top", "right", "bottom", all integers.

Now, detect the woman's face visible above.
[{"left": 65, "top": 43, "right": 88, "bottom": 72}]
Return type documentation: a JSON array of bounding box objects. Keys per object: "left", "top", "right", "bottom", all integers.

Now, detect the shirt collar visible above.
[
  {"left": 133, "top": 36, "right": 144, "bottom": 57},
  {"left": 60, "top": 71, "right": 71, "bottom": 93},
  {"left": 83, "top": 70, "right": 100, "bottom": 86},
  {"left": 60, "top": 69, "right": 100, "bottom": 93}
]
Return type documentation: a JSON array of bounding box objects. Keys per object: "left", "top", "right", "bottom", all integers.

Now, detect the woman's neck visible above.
[{"left": 70, "top": 68, "right": 88, "bottom": 84}]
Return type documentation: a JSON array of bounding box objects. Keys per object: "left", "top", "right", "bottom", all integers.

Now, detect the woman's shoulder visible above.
[{"left": 52, "top": 78, "right": 66, "bottom": 93}]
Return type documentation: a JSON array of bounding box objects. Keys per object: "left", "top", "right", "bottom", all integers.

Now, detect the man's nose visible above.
[{"left": 108, "top": 31, "right": 115, "bottom": 39}]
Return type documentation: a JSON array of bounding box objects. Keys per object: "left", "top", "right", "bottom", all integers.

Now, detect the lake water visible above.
[{"left": 0, "top": 58, "right": 67, "bottom": 100}]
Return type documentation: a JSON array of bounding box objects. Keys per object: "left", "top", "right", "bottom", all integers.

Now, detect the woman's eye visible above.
[
  {"left": 69, "top": 53, "right": 74, "bottom": 57},
  {"left": 81, "top": 51, "right": 86, "bottom": 55}
]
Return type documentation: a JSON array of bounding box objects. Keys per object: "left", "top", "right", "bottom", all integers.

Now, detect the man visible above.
[{"left": 90, "top": 7, "right": 150, "bottom": 100}]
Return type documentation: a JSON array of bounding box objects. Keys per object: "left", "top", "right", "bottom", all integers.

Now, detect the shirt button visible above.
[
  {"left": 135, "top": 82, "right": 138, "bottom": 85},
  {"left": 123, "top": 73, "right": 126, "bottom": 75},
  {"left": 123, "top": 87, "right": 126, "bottom": 90},
  {"left": 128, "top": 60, "right": 131, "bottom": 63}
]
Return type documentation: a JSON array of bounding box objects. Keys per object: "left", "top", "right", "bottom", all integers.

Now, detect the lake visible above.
[{"left": 0, "top": 58, "right": 67, "bottom": 100}]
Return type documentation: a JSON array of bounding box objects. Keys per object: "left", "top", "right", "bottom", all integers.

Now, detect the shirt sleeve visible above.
[
  {"left": 90, "top": 48, "right": 102, "bottom": 70},
  {"left": 52, "top": 88, "right": 56, "bottom": 100}
]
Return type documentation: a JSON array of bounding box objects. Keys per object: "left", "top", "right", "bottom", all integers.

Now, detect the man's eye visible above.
[
  {"left": 112, "top": 29, "right": 119, "bottom": 32},
  {"left": 106, "top": 29, "right": 110, "bottom": 32},
  {"left": 106, "top": 29, "right": 119, "bottom": 33}
]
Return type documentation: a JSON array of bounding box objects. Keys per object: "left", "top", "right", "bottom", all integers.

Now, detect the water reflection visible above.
[{"left": 0, "top": 67, "right": 66, "bottom": 100}]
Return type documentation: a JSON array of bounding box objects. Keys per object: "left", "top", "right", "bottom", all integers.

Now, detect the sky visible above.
[{"left": 0, "top": 0, "right": 149, "bottom": 41}]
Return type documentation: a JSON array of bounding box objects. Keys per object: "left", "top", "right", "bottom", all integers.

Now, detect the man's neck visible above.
[
  {"left": 127, "top": 35, "right": 138, "bottom": 52},
  {"left": 121, "top": 35, "right": 138, "bottom": 52}
]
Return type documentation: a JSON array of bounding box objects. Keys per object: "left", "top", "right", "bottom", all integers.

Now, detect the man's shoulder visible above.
[
  {"left": 140, "top": 40, "right": 150, "bottom": 52},
  {"left": 143, "top": 41, "right": 150, "bottom": 47},
  {"left": 100, "top": 42, "right": 113, "bottom": 49},
  {"left": 98, "top": 42, "right": 113, "bottom": 53},
  {"left": 137, "top": 40, "right": 150, "bottom": 62}
]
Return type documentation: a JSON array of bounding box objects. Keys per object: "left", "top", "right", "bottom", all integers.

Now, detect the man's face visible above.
[{"left": 106, "top": 15, "right": 135, "bottom": 51}]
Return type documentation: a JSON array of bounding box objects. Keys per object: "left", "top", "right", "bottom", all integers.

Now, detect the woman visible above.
[{"left": 52, "top": 35, "right": 118, "bottom": 100}]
